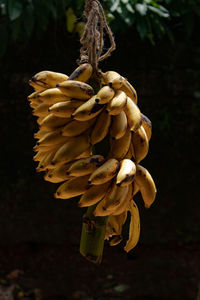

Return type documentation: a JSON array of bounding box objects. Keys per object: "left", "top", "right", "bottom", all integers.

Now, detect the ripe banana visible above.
[
  {"left": 108, "top": 128, "right": 131, "bottom": 160},
  {"left": 46, "top": 163, "right": 73, "bottom": 182},
  {"left": 116, "top": 159, "right": 136, "bottom": 186},
  {"left": 44, "top": 169, "right": 67, "bottom": 183},
  {"left": 141, "top": 113, "right": 152, "bottom": 141},
  {"left": 61, "top": 119, "right": 95, "bottom": 137},
  {"left": 37, "top": 88, "right": 70, "bottom": 105},
  {"left": 34, "top": 128, "right": 50, "bottom": 140},
  {"left": 39, "top": 114, "right": 69, "bottom": 130},
  {"left": 106, "top": 90, "right": 127, "bottom": 115},
  {"left": 49, "top": 100, "right": 83, "bottom": 118},
  {"left": 88, "top": 158, "right": 120, "bottom": 185},
  {"left": 105, "top": 211, "right": 127, "bottom": 239},
  {"left": 124, "top": 97, "right": 141, "bottom": 132},
  {"left": 103, "top": 71, "right": 124, "bottom": 89},
  {"left": 37, "top": 129, "right": 68, "bottom": 147},
  {"left": 90, "top": 110, "right": 111, "bottom": 145},
  {"left": 27, "top": 91, "right": 40, "bottom": 100},
  {"left": 54, "top": 175, "right": 90, "bottom": 199},
  {"left": 29, "top": 80, "right": 47, "bottom": 92},
  {"left": 36, "top": 148, "right": 57, "bottom": 172},
  {"left": 66, "top": 155, "right": 105, "bottom": 177},
  {"left": 135, "top": 164, "right": 157, "bottom": 208},
  {"left": 31, "top": 70, "right": 68, "bottom": 88},
  {"left": 57, "top": 80, "right": 94, "bottom": 100},
  {"left": 132, "top": 126, "right": 149, "bottom": 163},
  {"left": 110, "top": 111, "right": 127, "bottom": 140},
  {"left": 95, "top": 86, "right": 115, "bottom": 104},
  {"left": 124, "top": 200, "right": 140, "bottom": 252},
  {"left": 68, "top": 63, "right": 93, "bottom": 82},
  {"left": 120, "top": 79, "right": 137, "bottom": 103},
  {"left": 72, "top": 95, "right": 104, "bottom": 121},
  {"left": 32, "top": 103, "right": 50, "bottom": 117},
  {"left": 112, "top": 183, "right": 132, "bottom": 216}
]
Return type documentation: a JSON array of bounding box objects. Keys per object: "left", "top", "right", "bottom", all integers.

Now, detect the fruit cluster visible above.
[{"left": 28, "top": 63, "right": 156, "bottom": 252}]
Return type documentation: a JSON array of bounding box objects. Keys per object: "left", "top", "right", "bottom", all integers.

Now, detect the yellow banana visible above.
[
  {"left": 44, "top": 168, "right": 71, "bottom": 183},
  {"left": 88, "top": 158, "right": 120, "bottom": 185},
  {"left": 49, "top": 100, "right": 83, "bottom": 118},
  {"left": 95, "top": 86, "right": 115, "bottom": 104},
  {"left": 124, "top": 200, "right": 140, "bottom": 252},
  {"left": 105, "top": 211, "right": 127, "bottom": 239},
  {"left": 132, "top": 126, "right": 149, "bottom": 163},
  {"left": 32, "top": 103, "right": 50, "bottom": 117},
  {"left": 39, "top": 114, "right": 69, "bottom": 130},
  {"left": 29, "top": 101, "right": 39, "bottom": 109},
  {"left": 110, "top": 110, "right": 127, "bottom": 140},
  {"left": 72, "top": 95, "right": 104, "bottom": 121},
  {"left": 116, "top": 159, "right": 136, "bottom": 186},
  {"left": 106, "top": 90, "right": 127, "bottom": 115},
  {"left": 29, "top": 80, "right": 47, "bottom": 92},
  {"left": 103, "top": 71, "right": 124, "bottom": 89},
  {"left": 108, "top": 128, "right": 131, "bottom": 160},
  {"left": 31, "top": 70, "right": 68, "bottom": 88},
  {"left": 120, "top": 79, "right": 137, "bottom": 103},
  {"left": 67, "top": 155, "right": 105, "bottom": 177},
  {"left": 124, "top": 142, "right": 134, "bottom": 159},
  {"left": 94, "top": 184, "right": 129, "bottom": 216},
  {"left": 34, "top": 128, "right": 50, "bottom": 140},
  {"left": 112, "top": 183, "right": 132, "bottom": 216},
  {"left": 75, "top": 147, "right": 92, "bottom": 159},
  {"left": 36, "top": 149, "right": 57, "bottom": 172},
  {"left": 37, "top": 129, "right": 68, "bottom": 147},
  {"left": 135, "top": 164, "right": 157, "bottom": 208},
  {"left": 57, "top": 80, "right": 94, "bottom": 100},
  {"left": 46, "top": 162, "right": 73, "bottom": 182},
  {"left": 51, "top": 134, "right": 90, "bottom": 165},
  {"left": 90, "top": 110, "right": 111, "bottom": 145},
  {"left": 54, "top": 175, "right": 90, "bottom": 199},
  {"left": 27, "top": 91, "right": 40, "bottom": 100},
  {"left": 141, "top": 113, "right": 152, "bottom": 141},
  {"left": 37, "top": 88, "right": 70, "bottom": 105},
  {"left": 33, "top": 141, "right": 61, "bottom": 153},
  {"left": 78, "top": 181, "right": 112, "bottom": 207},
  {"left": 61, "top": 119, "right": 94, "bottom": 137},
  {"left": 33, "top": 150, "right": 49, "bottom": 162},
  {"left": 68, "top": 63, "right": 93, "bottom": 82},
  {"left": 124, "top": 97, "right": 142, "bottom": 132}
]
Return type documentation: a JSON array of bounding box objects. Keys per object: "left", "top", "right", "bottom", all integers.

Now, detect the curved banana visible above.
[
  {"left": 34, "top": 128, "right": 50, "bottom": 140},
  {"left": 36, "top": 149, "right": 57, "bottom": 172},
  {"left": 46, "top": 162, "right": 73, "bottom": 182},
  {"left": 108, "top": 128, "right": 131, "bottom": 160},
  {"left": 88, "top": 158, "right": 120, "bottom": 185},
  {"left": 67, "top": 155, "right": 105, "bottom": 176},
  {"left": 37, "top": 88, "right": 70, "bottom": 105},
  {"left": 44, "top": 169, "right": 67, "bottom": 183},
  {"left": 90, "top": 110, "right": 111, "bottom": 145},
  {"left": 61, "top": 119, "right": 94, "bottom": 137},
  {"left": 106, "top": 90, "right": 127, "bottom": 115},
  {"left": 124, "top": 97, "right": 142, "bottom": 132},
  {"left": 124, "top": 200, "right": 140, "bottom": 252},
  {"left": 49, "top": 100, "right": 83, "bottom": 118},
  {"left": 72, "top": 95, "right": 104, "bottom": 121},
  {"left": 37, "top": 129, "right": 68, "bottom": 147},
  {"left": 27, "top": 91, "right": 40, "bottom": 100},
  {"left": 54, "top": 175, "right": 90, "bottom": 199},
  {"left": 68, "top": 63, "right": 93, "bottom": 82},
  {"left": 132, "top": 126, "right": 149, "bottom": 163},
  {"left": 32, "top": 103, "right": 50, "bottom": 117},
  {"left": 33, "top": 150, "right": 49, "bottom": 162},
  {"left": 120, "top": 79, "right": 137, "bottom": 103},
  {"left": 103, "top": 71, "right": 124, "bottom": 89},
  {"left": 78, "top": 181, "right": 112, "bottom": 207},
  {"left": 31, "top": 70, "right": 68, "bottom": 88},
  {"left": 105, "top": 211, "right": 127, "bottom": 239},
  {"left": 29, "top": 80, "right": 47, "bottom": 92},
  {"left": 40, "top": 114, "right": 69, "bottom": 130},
  {"left": 57, "top": 80, "right": 94, "bottom": 100},
  {"left": 110, "top": 111, "right": 127, "bottom": 140},
  {"left": 51, "top": 134, "right": 90, "bottom": 165},
  {"left": 95, "top": 86, "right": 115, "bottom": 104},
  {"left": 141, "top": 113, "right": 152, "bottom": 141},
  {"left": 112, "top": 183, "right": 132, "bottom": 216},
  {"left": 134, "top": 164, "right": 157, "bottom": 208},
  {"left": 116, "top": 159, "right": 136, "bottom": 186}
]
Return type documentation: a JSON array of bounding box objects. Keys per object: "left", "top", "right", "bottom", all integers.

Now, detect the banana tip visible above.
[
  {"left": 56, "top": 83, "right": 60, "bottom": 87},
  {"left": 95, "top": 98, "right": 100, "bottom": 103}
]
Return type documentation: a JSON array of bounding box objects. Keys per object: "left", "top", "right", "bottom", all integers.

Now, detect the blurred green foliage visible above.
[{"left": 0, "top": 0, "right": 199, "bottom": 57}]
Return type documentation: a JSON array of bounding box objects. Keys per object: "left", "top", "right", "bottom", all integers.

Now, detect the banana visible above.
[
  {"left": 95, "top": 86, "right": 115, "bottom": 104},
  {"left": 110, "top": 111, "right": 127, "bottom": 140},
  {"left": 49, "top": 100, "right": 83, "bottom": 118},
  {"left": 51, "top": 134, "right": 90, "bottom": 165},
  {"left": 134, "top": 164, "right": 157, "bottom": 208},
  {"left": 33, "top": 142, "right": 61, "bottom": 153},
  {"left": 141, "top": 113, "right": 152, "bottom": 141},
  {"left": 132, "top": 126, "right": 149, "bottom": 163},
  {"left": 103, "top": 71, "right": 124, "bottom": 89},
  {"left": 29, "top": 80, "right": 47, "bottom": 92},
  {"left": 34, "top": 128, "right": 50, "bottom": 140},
  {"left": 47, "top": 162, "right": 73, "bottom": 182},
  {"left": 36, "top": 149, "right": 57, "bottom": 172},
  {"left": 72, "top": 95, "right": 104, "bottom": 121},
  {"left": 33, "top": 150, "right": 49, "bottom": 162},
  {"left": 90, "top": 110, "right": 111, "bottom": 145},
  {"left": 78, "top": 181, "right": 112, "bottom": 207},
  {"left": 112, "top": 183, "right": 132, "bottom": 216},
  {"left": 29, "top": 101, "right": 39, "bottom": 109},
  {"left": 37, "top": 88, "right": 70, "bottom": 105},
  {"left": 108, "top": 128, "right": 131, "bottom": 160},
  {"left": 36, "top": 116, "right": 46, "bottom": 125},
  {"left": 44, "top": 168, "right": 70, "bottom": 183},
  {"left": 27, "top": 91, "right": 40, "bottom": 100},
  {"left": 68, "top": 63, "right": 93, "bottom": 82},
  {"left": 124, "top": 200, "right": 140, "bottom": 252},
  {"left": 39, "top": 114, "right": 69, "bottom": 130},
  {"left": 124, "top": 142, "right": 134, "bottom": 159},
  {"left": 116, "top": 159, "right": 136, "bottom": 187},
  {"left": 106, "top": 90, "right": 127, "bottom": 115},
  {"left": 67, "top": 155, "right": 105, "bottom": 177},
  {"left": 54, "top": 175, "right": 90, "bottom": 199},
  {"left": 32, "top": 103, "right": 50, "bottom": 117},
  {"left": 76, "top": 147, "right": 92, "bottom": 159},
  {"left": 120, "top": 79, "right": 137, "bottom": 103},
  {"left": 94, "top": 184, "right": 129, "bottom": 216},
  {"left": 109, "top": 235, "right": 123, "bottom": 246},
  {"left": 88, "top": 158, "right": 120, "bottom": 185},
  {"left": 124, "top": 97, "right": 142, "bottom": 132},
  {"left": 57, "top": 80, "right": 94, "bottom": 100},
  {"left": 105, "top": 211, "right": 127, "bottom": 239},
  {"left": 61, "top": 119, "right": 95, "bottom": 137},
  {"left": 37, "top": 129, "right": 68, "bottom": 147},
  {"left": 31, "top": 71, "right": 68, "bottom": 88}
]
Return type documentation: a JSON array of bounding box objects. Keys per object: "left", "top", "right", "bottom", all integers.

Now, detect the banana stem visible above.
[{"left": 80, "top": 205, "right": 107, "bottom": 264}]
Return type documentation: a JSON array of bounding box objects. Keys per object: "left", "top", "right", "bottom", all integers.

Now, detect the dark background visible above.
[{"left": 0, "top": 2, "right": 200, "bottom": 299}]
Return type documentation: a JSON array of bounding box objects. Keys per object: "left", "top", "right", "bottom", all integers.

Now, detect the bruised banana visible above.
[
  {"left": 132, "top": 125, "right": 149, "bottom": 163},
  {"left": 106, "top": 90, "right": 127, "bottom": 115},
  {"left": 57, "top": 80, "right": 94, "bottom": 100},
  {"left": 110, "top": 111, "right": 127, "bottom": 140},
  {"left": 141, "top": 113, "right": 152, "bottom": 141},
  {"left": 68, "top": 63, "right": 93, "bottom": 82},
  {"left": 112, "top": 184, "right": 132, "bottom": 216},
  {"left": 135, "top": 164, "right": 157, "bottom": 208},
  {"left": 90, "top": 110, "right": 111, "bottom": 145},
  {"left": 105, "top": 211, "right": 127, "bottom": 239},
  {"left": 95, "top": 86, "right": 115, "bottom": 104},
  {"left": 116, "top": 159, "right": 136, "bottom": 186},
  {"left": 124, "top": 200, "right": 140, "bottom": 252},
  {"left": 31, "top": 70, "right": 68, "bottom": 88}
]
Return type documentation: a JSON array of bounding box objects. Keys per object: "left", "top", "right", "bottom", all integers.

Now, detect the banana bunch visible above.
[{"left": 28, "top": 63, "right": 156, "bottom": 253}]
